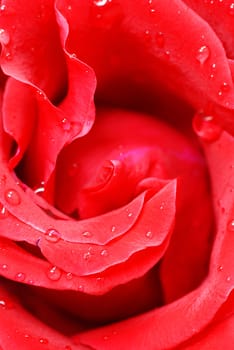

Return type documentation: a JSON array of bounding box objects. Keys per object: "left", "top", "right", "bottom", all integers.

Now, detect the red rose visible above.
[{"left": 0, "top": 0, "right": 233, "bottom": 349}]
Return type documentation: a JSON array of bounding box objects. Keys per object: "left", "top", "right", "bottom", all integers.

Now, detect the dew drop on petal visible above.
[
  {"left": 217, "top": 82, "right": 230, "bottom": 98},
  {"left": 0, "top": 204, "right": 8, "bottom": 219},
  {"left": 100, "top": 249, "right": 108, "bottom": 257},
  {"left": 66, "top": 272, "right": 73, "bottom": 280},
  {"left": 217, "top": 265, "right": 223, "bottom": 272},
  {"left": 60, "top": 117, "right": 71, "bottom": 131},
  {"left": 145, "top": 231, "right": 153, "bottom": 239},
  {"left": 39, "top": 338, "right": 49, "bottom": 345},
  {"left": 4, "top": 189, "right": 21, "bottom": 205},
  {"left": 47, "top": 266, "right": 62, "bottom": 281},
  {"left": 155, "top": 32, "right": 164, "bottom": 48},
  {"left": 83, "top": 251, "right": 92, "bottom": 260},
  {"left": 0, "top": 298, "right": 13, "bottom": 309},
  {"left": 24, "top": 334, "right": 31, "bottom": 341},
  {"left": 226, "top": 276, "right": 231, "bottom": 282},
  {"left": 0, "top": 28, "right": 10, "bottom": 45},
  {"left": 82, "top": 231, "right": 92, "bottom": 238},
  {"left": 193, "top": 112, "right": 222, "bottom": 142},
  {"left": 0, "top": 264, "right": 8, "bottom": 271},
  {"left": 229, "top": 3, "right": 234, "bottom": 15},
  {"left": 15, "top": 272, "right": 25, "bottom": 282},
  {"left": 160, "top": 202, "right": 165, "bottom": 210},
  {"left": 45, "top": 228, "right": 61, "bottom": 243},
  {"left": 0, "top": 4, "right": 6, "bottom": 12},
  {"left": 93, "top": 0, "right": 108, "bottom": 6},
  {"left": 34, "top": 182, "right": 45, "bottom": 195},
  {"left": 4, "top": 51, "right": 12, "bottom": 60},
  {"left": 196, "top": 45, "right": 210, "bottom": 64},
  {"left": 227, "top": 219, "right": 234, "bottom": 232},
  {"left": 144, "top": 29, "right": 151, "bottom": 41},
  {"left": 36, "top": 90, "right": 46, "bottom": 101},
  {"left": 220, "top": 82, "right": 230, "bottom": 92},
  {"left": 78, "top": 285, "right": 84, "bottom": 292},
  {"left": 111, "top": 225, "right": 116, "bottom": 232}
]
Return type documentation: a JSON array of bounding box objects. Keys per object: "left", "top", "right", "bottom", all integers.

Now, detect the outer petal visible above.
[
  {"left": 0, "top": 280, "right": 88, "bottom": 349},
  {"left": 57, "top": 0, "right": 234, "bottom": 133},
  {"left": 0, "top": 0, "right": 67, "bottom": 100},
  {"left": 0, "top": 0, "right": 96, "bottom": 184}
]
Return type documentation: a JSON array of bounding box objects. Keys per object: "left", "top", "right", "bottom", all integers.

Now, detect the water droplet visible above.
[
  {"left": 93, "top": 0, "right": 108, "bottom": 6},
  {"left": 34, "top": 182, "right": 45, "bottom": 195},
  {"left": 45, "top": 228, "right": 61, "bottom": 243},
  {"left": 24, "top": 334, "right": 31, "bottom": 340},
  {"left": 78, "top": 285, "right": 84, "bottom": 292},
  {"left": 217, "top": 265, "right": 223, "bottom": 272},
  {"left": 220, "top": 82, "right": 230, "bottom": 92},
  {"left": 69, "top": 53, "right": 77, "bottom": 59},
  {"left": 160, "top": 202, "right": 165, "bottom": 210},
  {"left": 82, "top": 231, "right": 92, "bottom": 238},
  {"left": 27, "top": 279, "right": 35, "bottom": 285},
  {"left": 193, "top": 112, "right": 222, "bottom": 142},
  {"left": 229, "top": 3, "right": 234, "bottom": 15},
  {"left": 0, "top": 300, "right": 7, "bottom": 308},
  {"left": 66, "top": 272, "right": 73, "bottom": 280},
  {"left": 218, "top": 82, "right": 230, "bottom": 98},
  {"left": 47, "top": 266, "right": 62, "bottom": 281},
  {"left": 4, "top": 51, "right": 12, "bottom": 60},
  {"left": 196, "top": 45, "right": 210, "bottom": 64},
  {"left": 36, "top": 90, "right": 46, "bottom": 101},
  {"left": 100, "top": 249, "right": 108, "bottom": 257},
  {"left": 39, "top": 338, "right": 49, "bottom": 345},
  {"left": 0, "top": 204, "right": 8, "bottom": 219},
  {"left": 4, "top": 189, "right": 21, "bottom": 205},
  {"left": 67, "top": 5, "right": 72, "bottom": 11},
  {"left": 15, "top": 272, "right": 25, "bottom": 282},
  {"left": 144, "top": 29, "right": 150, "bottom": 41},
  {"left": 226, "top": 276, "right": 231, "bottom": 282},
  {"left": 164, "top": 50, "right": 171, "bottom": 60},
  {"left": 127, "top": 210, "right": 133, "bottom": 217},
  {"left": 60, "top": 117, "right": 71, "bottom": 131},
  {"left": 0, "top": 264, "right": 8, "bottom": 271},
  {"left": 103, "top": 335, "right": 109, "bottom": 341},
  {"left": 0, "top": 28, "right": 10, "bottom": 45},
  {"left": 155, "top": 32, "right": 164, "bottom": 48},
  {"left": 145, "top": 231, "right": 153, "bottom": 239},
  {"left": 0, "top": 299, "right": 13, "bottom": 309},
  {"left": 227, "top": 219, "right": 234, "bottom": 232},
  {"left": 83, "top": 251, "right": 92, "bottom": 260},
  {"left": 0, "top": 5, "right": 6, "bottom": 12},
  {"left": 111, "top": 225, "right": 116, "bottom": 232}
]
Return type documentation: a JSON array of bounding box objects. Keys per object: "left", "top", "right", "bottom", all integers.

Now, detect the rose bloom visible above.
[{"left": 0, "top": 0, "right": 234, "bottom": 349}]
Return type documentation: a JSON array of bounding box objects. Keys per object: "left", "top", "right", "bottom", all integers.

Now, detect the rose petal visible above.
[
  {"left": 0, "top": 163, "right": 145, "bottom": 245},
  {"left": 0, "top": 0, "right": 67, "bottom": 100},
  {"left": 0, "top": 235, "right": 167, "bottom": 295},
  {"left": 2, "top": 78, "right": 36, "bottom": 168},
  {"left": 38, "top": 180, "right": 176, "bottom": 275},
  {"left": 0, "top": 280, "right": 87, "bottom": 349},
  {"left": 75, "top": 131, "right": 234, "bottom": 349},
  {"left": 184, "top": 0, "right": 234, "bottom": 59},
  {"left": 57, "top": 0, "right": 234, "bottom": 133}
]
